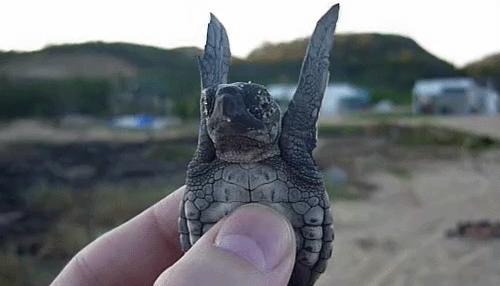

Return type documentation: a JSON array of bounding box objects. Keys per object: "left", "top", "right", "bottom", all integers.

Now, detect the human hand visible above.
[{"left": 51, "top": 186, "right": 296, "bottom": 286}]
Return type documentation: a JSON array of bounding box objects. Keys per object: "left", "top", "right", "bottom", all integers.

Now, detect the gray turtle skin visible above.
[{"left": 179, "top": 5, "right": 339, "bottom": 286}]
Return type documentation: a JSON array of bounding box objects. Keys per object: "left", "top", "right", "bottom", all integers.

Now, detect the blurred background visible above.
[{"left": 1, "top": 0, "right": 499, "bottom": 285}]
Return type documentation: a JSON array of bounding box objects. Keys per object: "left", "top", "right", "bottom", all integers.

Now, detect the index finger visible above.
[{"left": 51, "top": 186, "right": 185, "bottom": 286}]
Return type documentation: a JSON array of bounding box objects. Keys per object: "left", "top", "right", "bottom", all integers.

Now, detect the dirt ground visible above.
[
  {"left": 1, "top": 119, "right": 499, "bottom": 285},
  {"left": 323, "top": 115, "right": 500, "bottom": 141},
  {"left": 318, "top": 147, "right": 500, "bottom": 286},
  {"left": 433, "top": 116, "right": 500, "bottom": 140}
]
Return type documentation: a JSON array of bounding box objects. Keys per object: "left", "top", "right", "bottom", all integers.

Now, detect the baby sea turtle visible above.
[{"left": 179, "top": 5, "right": 339, "bottom": 285}]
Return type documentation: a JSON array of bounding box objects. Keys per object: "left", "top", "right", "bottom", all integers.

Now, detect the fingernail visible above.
[{"left": 214, "top": 204, "right": 294, "bottom": 273}]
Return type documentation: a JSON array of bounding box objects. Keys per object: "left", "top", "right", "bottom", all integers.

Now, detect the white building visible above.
[
  {"left": 268, "top": 83, "right": 370, "bottom": 117},
  {"left": 412, "top": 78, "right": 499, "bottom": 115}
]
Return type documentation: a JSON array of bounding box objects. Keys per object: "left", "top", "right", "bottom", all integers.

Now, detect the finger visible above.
[
  {"left": 154, "top": 204, "right": 296, "bottom": 286},
  {"left": 51, "top": 186, "right": 185, "bottom": 286}
]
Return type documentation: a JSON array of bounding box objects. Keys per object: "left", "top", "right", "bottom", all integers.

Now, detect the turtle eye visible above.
[
  {"left": 248, "top": 105, "right": 263, "bottom": 120},
  {"left": 245, "top": 88, "right": 275, "bottom": 121},
  {"left": 258, "top": 90, "right": 274, "bottom": 120},
  {"left": 245, "top": 94, "right": 264, "bottom": 120}
]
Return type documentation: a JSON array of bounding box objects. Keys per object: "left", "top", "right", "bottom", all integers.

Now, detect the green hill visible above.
[
  {"left": 0, "top": 42, "right": 202, "bottom": 96},
  {"left": 0, "top": 34, "right": 463, "bottom": 119},
  {"left": 464, "top": 53, "right": 500, "bottom": 89},
  {"left": 0, "top": 43, "right": 204, "bottom": 118},
  {"left": 240, "top": 33, "right": 459, "bottom": 103}
]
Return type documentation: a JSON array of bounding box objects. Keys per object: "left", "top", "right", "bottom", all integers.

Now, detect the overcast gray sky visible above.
[{"left": 1, "top": 0, "right": 499, "bottom": 66}]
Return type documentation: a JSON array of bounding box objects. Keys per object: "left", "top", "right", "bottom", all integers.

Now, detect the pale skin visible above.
[{"left": 51, "top": 186, "right": 297, "bottom": 286}]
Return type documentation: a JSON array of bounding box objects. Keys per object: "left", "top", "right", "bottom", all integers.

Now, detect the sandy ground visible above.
[
  {"left": 433, "top": 116, "right": 500, "bottom": 140},
  {"left": 0, "top": 119, "right": 197, "bottom": 143},
  {"left": 323, "top": 115, "right": 500, "bottom": 140},
  {"left": 318, "top": 149, "right": 500, "bottom": 286},
  {"left": 3, "top": 115, "right": 498, "bottom": 143},
  {"left": 1, "top": 117, "right": 499, "bottom": 285}
]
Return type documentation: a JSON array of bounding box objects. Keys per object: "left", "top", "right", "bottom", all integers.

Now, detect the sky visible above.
[{"left": 1, "top": 0, "right": 499, "bottom": 67}]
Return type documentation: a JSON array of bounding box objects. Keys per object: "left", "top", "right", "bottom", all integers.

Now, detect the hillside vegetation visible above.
[
  {"left": 240, "top": 33, "right": 459, "bottom": 103},
  {"left": 1, "top": 34, "right": 496, "bottom": 119},
  {"left": 464, "top": 52, "right": 500, "bottom": 89},
  {"left": 0, "top": 43, "right": 202, "bottom": 118}
]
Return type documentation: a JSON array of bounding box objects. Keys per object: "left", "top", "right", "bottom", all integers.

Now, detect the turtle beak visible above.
[{"left": 211, "top": 93, "right": 264, "bottom": 132}]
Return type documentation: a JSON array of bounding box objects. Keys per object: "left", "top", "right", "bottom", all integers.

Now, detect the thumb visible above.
[{"left": 154, "top": 204, "right": 296, "bottom": 286}]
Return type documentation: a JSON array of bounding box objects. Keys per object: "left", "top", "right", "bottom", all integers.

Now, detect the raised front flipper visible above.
[
  {"left": 280, "top": 5, "right": 339, "bottom": 176},
  {"left": 191, "top": 14, "right": 231, "bottom": 164}
]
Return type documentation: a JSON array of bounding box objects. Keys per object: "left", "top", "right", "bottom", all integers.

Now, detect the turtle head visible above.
[{"left": 203, "top": 82, "right": 281, "bottom": 162}]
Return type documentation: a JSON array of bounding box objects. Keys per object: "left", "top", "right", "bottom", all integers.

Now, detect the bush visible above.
[{"left": 0, "top": 77, "right": 111, "bottom": 119}]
